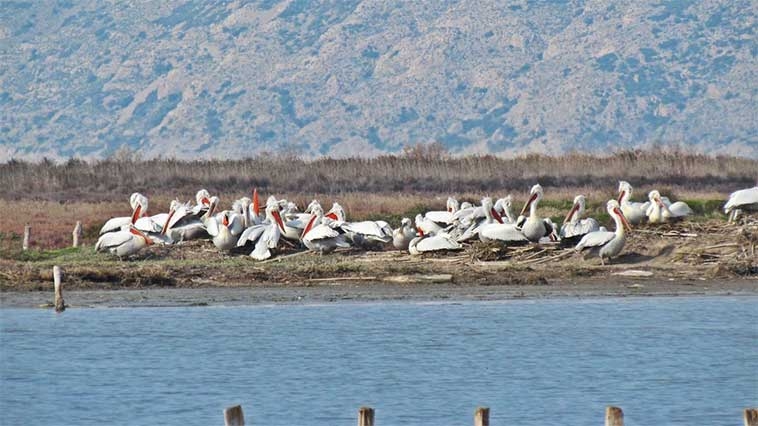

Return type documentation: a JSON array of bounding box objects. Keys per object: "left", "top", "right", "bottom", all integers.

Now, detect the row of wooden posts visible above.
[
  {"left": 222, "top": 405, "right": 758, "bottom": 426},
  {"left": 21, "top": 222, "right": 83, "bottom": 251}
]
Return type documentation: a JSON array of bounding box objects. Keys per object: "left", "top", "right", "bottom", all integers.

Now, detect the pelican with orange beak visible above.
[
  {"left": 575, "top": 200, "right": 633, "bottom": 265},
  {"left": 520, "top": 184, "right": 552, "bottom": 242},
  {"left": 95, "top": 226, "right": 153, "bottom": 258},
  {"left": 99, "top": 192, "right": 150, "bottom": 234},
  {"left": 646, "top": 190, "right": 693, "bottom": 223},
  {"left": 560, "top": 195, "right": 600, "bottom": 242},
  {"left": 237, "top": 200, "right": 288, "bottom": 260},
  {"left": 207, "top": 206, "right": 244, "bottom": 251}
]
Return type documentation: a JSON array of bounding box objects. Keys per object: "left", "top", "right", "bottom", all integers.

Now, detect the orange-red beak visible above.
[
  {"left": 491, "top": 208, "right": 503, "bottom": 224},
  {"left": 131, "top": 204, "right": 142, "bottom": 224},
  {"left": 563, "top": 203, "right": 579, "bottom": 225},
  {"left": 617, "top": 191, "right": 625, "bottom": 204},
  {"left": 272, "top": 210, "right": 285, "bottom": 232},
  {"left": 161, "top": 209, "right": 176, "bottom": 235},
  {"left": 520, "top": 193, "right": 537, "bottom": 216},
  {"left": 301, "top": 213, "right": 318, "bottom": 238},
  {"left": 614, "top": 207, "right": 633, "bottom": 232},
  {"left": 325, "top": 212, "right": 338, "bottom": 220},
  {"left": 253, "top": 188, "right": 260, "bottom": 214},
  {"left": 222, "top": 214, "right": 229, "bottom": 227}
]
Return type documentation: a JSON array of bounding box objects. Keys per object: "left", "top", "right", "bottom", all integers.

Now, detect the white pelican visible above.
[
  {"left": 207, "top": 209, "right": 245, "bottom": 251},
  {"left": 408, "top": 232, "right": 462, "bottom": 255},
  {"left": 646, "top": 190, "right": 692, "bottom": 223},
  {"left": 520, "top": 184, "right": 553, "bottom": 242},
  {"left": 560, "top": 195, "right": 600, "bottom": 241},
  {"left": 415, "top": 213, "right": 444, "bottom": 236},
  {"left": 423, "top": 197, "right": 459, "bottom": 225},
  {"left": 617, "top": 181, "right": 650, "bottom": 225},
  {"left": 392, "top": 218, "right": 416, "bottom": 251},
  {"left": 724, "top": 186, "right": 758, "bottom": 222},
  {"left": 301, "top": 205, "right": 350, "bottom": 254},
  {"left": 237, "top": 201, "right": 287, "bottom": 260},
  {"left": 575, "top": 200, "right": 632, "bottom": 265},
  {"left": 281, "top": 200, "right": 319, "bottom": 241},
  {"left": 494, "top": 196, "right": 516, "bottom": 224},
  {"left": 478, "top": 197, "right": 528, "bottom": 243},
  {"left": 99, "top": 192, "right": 149, "bottom": 234},
  {"left": 95, "top": 226, "right": 153, "bottom": 258}
]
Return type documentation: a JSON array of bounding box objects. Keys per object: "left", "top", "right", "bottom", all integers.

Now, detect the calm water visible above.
[{"left": 1, "top": 297, "right": 756, "bottom": 425}]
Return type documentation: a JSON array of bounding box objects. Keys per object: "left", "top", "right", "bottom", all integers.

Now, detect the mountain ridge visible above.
[{"left": 1, "top": 0, "right": 756, "bottom": 160}]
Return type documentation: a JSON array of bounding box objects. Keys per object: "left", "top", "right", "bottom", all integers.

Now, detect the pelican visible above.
[
  {"left": 408, "top": 232, "right": 462, "bottom": 255},
  {"left": 575, "top": 200, "right": 633, "bottom": 265},
  {"left": 99, "top": 192, "right": 149, "bottom": 234},
  {"left": 520, "top": 184, "right": 553, "bottom": 242},
  {"left": 646, "top": 190, "right": 692, "bottom": 223},
  {"left": 392, "top": 218, "right": 416, "bottom": 251},
  {"left": 560, "top": 195, "right": 600, "bottom": 242},
  {"left": 301, "top": 205, "right": 350, "bottom": 254},
  {"left": 95, "top": 226, "right": 153, "bottom": 258},
  {"left": 237, "top": 201, "right": 287, "bottom": 260},
  {"left": 617, "top": 181, "right": 650, "bottom": 225},
  {"left": 423, "top": 197, "right": 460, "bottom": 225},
  {"left": 494, "top": 196, "right": 517, "bottom": 224},
  {"left": 478, "top": 197, "right": 528, "bottom": 243},
  {"left": 415, "top": 213, "right": 444, "bottom": 236},
  {"left": 207, "top": 209, "right": 245, "bottom": 251},
  {"left": 724, "top": 186, "right": 758, "bottom": 222}
]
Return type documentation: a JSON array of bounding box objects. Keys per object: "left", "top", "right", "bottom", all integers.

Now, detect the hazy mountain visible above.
[{"left": 1, "top": 0, "right": 756, "bottom": 160}]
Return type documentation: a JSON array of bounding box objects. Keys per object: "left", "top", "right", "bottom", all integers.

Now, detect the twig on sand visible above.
[
  {"left": 308, "top": 276, "right": 378, "bottom": 283},
  {"left": 259, "top": 250, "right": 311, "bottom": 264},
  {"left": 524, "top": 249, "right": 575, "bottom": 265}
]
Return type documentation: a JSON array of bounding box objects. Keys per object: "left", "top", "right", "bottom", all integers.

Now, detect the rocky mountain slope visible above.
[{"left": 1, "top": 0, "right": 755, "bottom": 160}]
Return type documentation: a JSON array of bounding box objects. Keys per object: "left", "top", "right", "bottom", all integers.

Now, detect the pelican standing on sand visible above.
[
  {"left": 520, "top": 184, "right": 554, "bottom": 242},
  {"left": 724, "top": 186, "right": 758, "bottom": 222},
  {"left": 575, "top": 200, "right": 633, "bottom": 265}
]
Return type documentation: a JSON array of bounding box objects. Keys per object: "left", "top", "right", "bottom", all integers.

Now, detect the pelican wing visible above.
[
  {"left": 725, "top": 187, "right": 758, "bottom": 212},
  {"left": 479, "top": 223, "right": 528, "bottom": 242},
  {"left": 668, "top": 201, "right": 693, "bottom": 217},
  {"left": 575, "top": 231, "right": 615, "bottom": 251},
  {"left": 424, "top": 211, "right": 454, "bottom": 224},
  {"left": 304, "top": 224, "right": 341, "bottom": 241},
  {"left": 100, "top": 217, "right": 131, "bottom": 235},
  {"left": 95, "top": 231, "right": 133, "bottom": 252},
  {"left": 205, "top": 217, "right": 220, "bottom": 237},
  {"left": 560, "top": 218, "right": 600, "bottom": 239},
  {"left": 237, "top": 225, "right": 266, "bottom": 246},
  {"left": 410, "top": 233, "right": 462, "bottom": 254},
  {"left": 228, "top": 214, "right": 245, "bottom": 236},
  {"left": 134, "top": 217, "right": 162, "bottom": 233}
]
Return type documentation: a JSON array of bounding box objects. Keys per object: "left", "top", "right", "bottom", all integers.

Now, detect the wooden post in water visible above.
[
  {"left": 605, "top": 406, "right": 624, "bottom": 426},
  {"left": 23, "top": 224, "right": 31, "bottom": 250},
  {"left": 745, "top": 408, "right": 758, "bottom": 426},
  {"left": 223, "top": 405, "right": 244, "bottom": 426},
  {"left": 474, "top": 407, "right": 490, "bottom": 426},
  {"left": 72, "top": 221, "right": 82, "bottom": 248},
  {"left": 53, "top": 266, "right": 65, "bottom": 312},
  {"left": 358, "top": 406, "right": 374, "bottom": 426}
]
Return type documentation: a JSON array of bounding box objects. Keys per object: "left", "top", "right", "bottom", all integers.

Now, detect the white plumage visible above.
[
  {"left": 408, "top": 232, "right": 462, "bottom": 255},
  {"left": 724, "top": 186, "right": 758, "bottom": 222}
]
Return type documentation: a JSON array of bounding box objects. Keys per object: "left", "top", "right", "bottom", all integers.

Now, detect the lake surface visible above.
[{"left": 1, "top": 297, "right": 756, "bottom": 425}]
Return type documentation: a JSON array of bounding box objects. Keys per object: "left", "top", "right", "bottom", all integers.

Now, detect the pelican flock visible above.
[{"left": 92, "top": 181, "right": 754, "bottom": 264}]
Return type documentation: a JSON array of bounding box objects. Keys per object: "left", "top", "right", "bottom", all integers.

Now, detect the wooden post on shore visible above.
[
  {"left": 53, "top": 266, "right": 65, "bottom": 312},
  {"left": 605, "top": 406, "right": 624, "bottom": 426},
  {"left": 358, "top": 406, "right": 374, "bottom": 426},
  {"left": 223, "top": 405, "right": 244, "bottom": 426},
  {"left": 745, "top": 408, "right": 758, "bottom": 426},
  {"left": 23, "top": 224, "right": 31, "bottom": 250},
  {"left": 474, "top": 407, "right": 490, "bottom": 426},
  {"left": 72, "top": 221, "right": 82, "bottom": 248}
]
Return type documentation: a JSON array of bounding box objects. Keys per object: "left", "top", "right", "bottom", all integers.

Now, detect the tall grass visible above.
[{"left": 1, "top": 150, "right": 755, "bottom": 201}]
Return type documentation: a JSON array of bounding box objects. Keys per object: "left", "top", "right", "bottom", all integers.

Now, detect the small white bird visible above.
[
  {"left": 95, "top": 226, "right": 153, "bottom": 258},
  {"left": 724, "top": 186, "right": 758, "bottom": 222}
]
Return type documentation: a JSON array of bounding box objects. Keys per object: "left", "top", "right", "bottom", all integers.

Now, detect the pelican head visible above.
[
  {"left": 325, "top": 202, "right": 345, "bottom": 221},
  {"left": 266, "top": 201, "right": 286, "bottom": 232},
  {"left": 129, "top": 193, "right": 149, "bottom": 224},
  {"left": 196, "top": 189, "right": 211, "bottom": 206},
  {"left": 520, "top": 184, "right": 544, "bottom": 216},
  {"left": 564, "top": 194, "right": 586, "bottom": 224},
  {"left": 607, "top": 199, "right": 632, "bottom": 232},
  {"left": 401, "top": 217, "right": 411, "bottom": 227},
  {"left": 648, "top": 190, "right": 665, "bottom": 207},
  {"left": 617, "top": 181, "right": 633, "bottom": 204},
  {"left": 446, "top": 197, "right": 460, "bottom": 213}
]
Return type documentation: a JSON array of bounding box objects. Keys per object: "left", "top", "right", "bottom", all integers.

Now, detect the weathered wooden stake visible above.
[
  {"left": 745, "top": 408, "right": 758, "bottom": 426},
  {"left": 605, "top": 406, "right": 624, "bottom": 426},
  {"left": 474, "top": 407, "right": 490, "bottom": 426},
  {"left": 53, "top": 266, "right": 65, "bottom": 312},
  {"left": 23, "top": 224, "right": 31, "bottom": 250},
  {"left": 223, "top": 405, "right": 244, "bottom": 426},
  {"left": 72, "top": 221, "right": 83, "bottom": 248},
  {"left": 358, "top": 406, "right": 375, "bottom": 426}
]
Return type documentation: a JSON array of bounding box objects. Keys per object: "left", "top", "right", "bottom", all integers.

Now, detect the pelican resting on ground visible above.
[
  {"left": 646, "top": 190, "right": 692, "bottom": 223},
  {"left": 237, "top": 201, "right": 286, "bottom": 260},
  {"left": 617, "top": 181, "right": 650, "bottom": 225},
  {"left": 207, "top": 210, "right": 245, "bottom": 251},
  {"left": 99, "top": 192, "right": 149, "bottom": 235},
  {"left": 301, "top": 205, "right": 350, "bottom": 254},
  {"left": 392, "top": 218, "right": 416, "bottom": 251},
  {"left": 560, "top": 195, "right": 600, "bottom": 242},
  {"left": 724, "top": 186, "right": 758, "bottom": 222},
  {"left": 95, "top": 226, "right": 153, "bottom": 258},
  {"left": 520, "top": 184, "right": 555, "bottom": 242},
  {"left": 408, "top": 232, "right": 462, "bottom": 255},
  {"left": 575, "top": 200, "right": 633, "bottom": 265},
  {"left": 478, "top": 197, "right": 528, "bottom": 244}
]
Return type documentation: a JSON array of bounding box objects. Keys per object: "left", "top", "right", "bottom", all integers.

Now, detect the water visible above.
[{"left": 1, "top": 297, "right": 756, "bottom": 425}]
